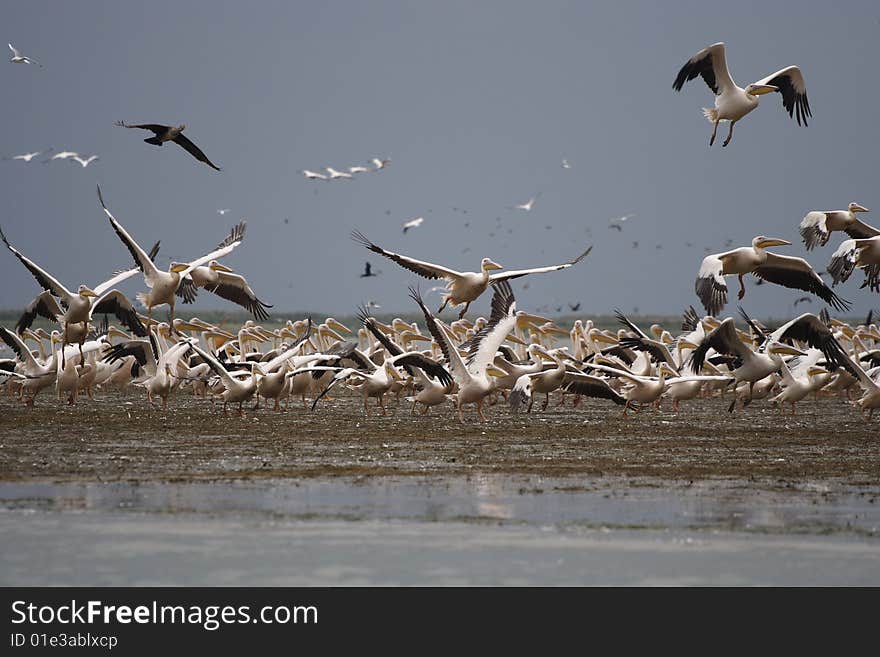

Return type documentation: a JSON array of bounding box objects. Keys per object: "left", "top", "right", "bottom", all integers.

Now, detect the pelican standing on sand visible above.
[{"left": 673, "top": 42, "right": 811, "bottom": 146}]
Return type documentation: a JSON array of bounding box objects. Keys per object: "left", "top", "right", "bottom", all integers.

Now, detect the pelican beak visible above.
[
  {"left": 852, "top": 204, "right": 870, "bottom": 213},
  {"left": 404, "top": 333, "right": 432, "bottom": 343},
  {"left": 590, "top": 331, "right": 619, "bottom": 346},
  {"left": 209, "top": 262, "right": 235, "bottom": 273},
  {"left": 749, "top": 84, "right": 778, "bottom": 96},
  {"left": 319, "top": 326, "right": 346, "bottom": 342},
  {"left": 326, "top": 318, "right": 351, "bottom": 334},
  {"left": 485, "top": 260, "right": 503, "bottom": 271},
  {"left": 505, "top": 333, "right": 528, "bottom": 346},
  {"left": 677, "top": 339, "right": 698, "bottom": 351},
  {"left": 757, "top": 237, "right": 791, "bottom": 248},
  {"left": 80, "top": 288, "right": 98, "bottom": 298},
  {"left": 768, "top": 343, "right": 806, "bottom": 357},
  {"left": 487, "top": 364, "right": 508, "bottom": 377},
  {"left": 807, "top": 366, "right": 829, "bottom": 377},
  {"left": 170, "top": 263, "right": 189, "bottom": 274}
]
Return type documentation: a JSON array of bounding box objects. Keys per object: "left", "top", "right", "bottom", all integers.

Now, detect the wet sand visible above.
[{"left": 1, "top": 391, "right": 878, "bottom": 585}]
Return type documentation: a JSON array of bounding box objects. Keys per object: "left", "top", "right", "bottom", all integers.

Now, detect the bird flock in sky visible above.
[{"left": 2, "top": 39, "right": 880, "bottom": 423}]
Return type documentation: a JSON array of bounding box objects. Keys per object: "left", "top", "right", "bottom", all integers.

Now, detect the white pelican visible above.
[
  {"left": 349, "top": 165, "right": 369, "bottom": 174},
  {"left": 695, "top": 236, "right": 849, "bottom": 316},
  {"left": 8, "top": 43, "right": 41, "bottom": 67},
  {"left": 402, "top": 217, "right": 424, "bottom": 234},
  {"left": 302, "top": 169, "right": 328, "bottom": 181},
  {"left": 71, "top": 155, "right": 99, "bottom": 168},
  {"left": 827, "top": 236, "right": 880, "bottom": 291},
  {"left": 0, "top": 326, "right": 56, "bottom": 404},
  {"left": 770, "top": 351, "right": 830, "bottom": 415},
  {"left": 104, "top": 335, "right": 194, "bottom": 409},
  {"left": 673, "top": 42, "right": 811, "bottom": 147},
  {"left": 97, "top": 186, "right": 243, "bottom": 323},
  {"left": 0, "top": 226, "right": 149, "bottom": 363},
  {"left": 115, "top": 121, "right": 221, "bottom": 171},
  {"left": 409, "top": 282, "right": 516, "bottom": 422},
  {"left": 372, "top": 157, "right": 390, "bottom": 170},
  {"left": 48, "top": 151, "right": 78, "bottom": 162},
  {"left": 800, "top": 203, "right": 876, "bottom": 250},
  {"left": 514, "top": 197, "right": 536, "bottom": 212},
  {"left": 561, "top": 159, "right": 571, "bottom": 169},
  {"left": 353, "top": 230, "right": 592, "bottom": 318},
  {"left": 4, "top": 149, "right": 51, "bottom": 163}
]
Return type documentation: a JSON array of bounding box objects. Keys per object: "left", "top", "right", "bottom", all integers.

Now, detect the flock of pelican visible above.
[{"left": 2, "top": 40, "right": 880, "bottom": 423}]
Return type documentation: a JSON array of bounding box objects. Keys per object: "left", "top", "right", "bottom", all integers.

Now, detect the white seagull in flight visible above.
[
  {"left": 402, "top": 217, "right": 424, "bottom": 234},
  {"left": 72, "top": 155, "right": 99, "bottom": 168},
  {"left": 8, "top": 43, "right": 41, "bottom": 67}
]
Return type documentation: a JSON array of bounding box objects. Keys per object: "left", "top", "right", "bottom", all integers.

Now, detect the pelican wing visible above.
[
  {"left": 176, "top": 277, "right": 199, "bottom": 304},
  {"left": 688, "top": 318, "right": 751, "bottom": 374},
  {"left": 115, "top": 121, "right": 169, "bottom": 134},
  {"left": 353, "top": 230, "right": 462, "bottom": 280},
  {"left": 752, "top": 66, "right": 811, "bottom": 126},
  {"left": 799, "top": 211, "right": 834, "bottom": 250},
  {"left": 97, "top": 185, "right": 159, "bottom": 283},
  {"left": 8, "top": 43, "right": 20, "bottom": 57},
  {"left": 389, "top": 351, "right": 453, "bottom": 387},
  {"left": 768, "top": 313, "right": 856, "bottom": 375},
  {"left": 15, "top": 291, "right": 64, "bottom": 335},
  {"left": 91, "top": 290, "right": 149, "bottom": 337},
  {"left": 562, "top": 372, "right": 626, "bottom": 405},
  {"left": 695, "top": 254, "right": 728, "bottom": 316},
  {"left": 172, "top": 133, "right": 221, "bottom": 171},
  {"left": 179, "top": 242, "right": 243, "bottom": 279},
  {"left": 826, "top": 239, "right": 859, "bottom": 285},
  {"left": 0, "top": 226, "right": 72, "bottom": 300},
  {"left": 409, "top": 286, "right": 468, "bottom": 386},
  {"left": 490, "top": 246, "right": 592, "bottom": 282},
  {"left": 216, "top": 220, "right": 246, "bottom": 249},
  {"left": 672, "top": 42, "right": 735, "bottom": 95},
  {"left": 844, "top": 219, "right": 880, "bottom": 241},
  {"left": 754, "top": 252, "right": 850, "bottom": 312},
  {"left": 188, "top": 342, "right": 240, "bottom": 389},
  {"left": 0, "top": 326, "right": 41, "bottom": 369},
  {"left": 202, "top": 271, "right": 272, "bottom": 321},
  {"left": 465, "top": 280, "right": 517, "bottom": 376}
]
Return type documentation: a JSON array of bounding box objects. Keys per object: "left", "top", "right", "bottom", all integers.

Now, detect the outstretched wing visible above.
[
  {"left": 352, "top": 230, "right": 462, "bottom": 280},
  {"left": 754, "top": 252, "right": 850, "bottom": 312},
  {"left": 695, "top": 254, "right": 727, "bottom": 317},
  {"left": 490, "top": 246, "right": 592, "bottom": 282},
  {"left": 672, "top": 42, "right": 736, "bottom": 95},
  {"left": 172, "top": 133, "right": 222, "bottom": 171},
  {"left": 0, "top": 225, "right": 72, "bottom": 300},
  {"left": 202, "top": 271, "right": 272, "bottom": 321},
  {"left": 91, "top": 290, "right": 149, "bottom": 337},
  {"left": 752, "top": 66, "right": 811, "bottom": 127}
]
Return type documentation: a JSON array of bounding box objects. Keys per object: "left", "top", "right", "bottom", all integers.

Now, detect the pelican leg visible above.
[
  {"left": 274, "top": 398, "right": 281, "bottom": 412},
  {"left": 477, "top": 398, "right": 487, "bottom": 422},
  {"left": 162, "top": 395, "right": 167, "bottom": 410},
  {"left": 238, "top": 401, "right": 244, "bottom": 417},
  {"left": 722, "top": 120, "right": 736, "bottom": 147},
  {"left": 737, "top": 274, "right": 746, "bottom": 300},
  {"left": 363, "top": 394, "right": 370, "bottom": 417},
  {"left": 527, "top": 396, "right": 534, "bottom": 413},
  {"left": 541, "top": 393, "right": 550, "bottom": 412},
  {"left": 421, "top": 404, "right": 429, "bottom": 416},
  {"left": 458, "top": 302, "right": 471, "bottom": 319},
  {"left": 457, "top": 399, "right": 465, "bottom": 424},
  {"left": 378, "top": 395, "right": 387, "bottom": 416},
  {"left": 555, "top": 391, "right": 566, "bottom": 407},
  {"left": 411, "top": 399, "right": 418, "bottom": 415},
  {"left": 437, "top": 298, "right": 449, "bottom": 314},
  {"left": 709, "top": 120, "right": 719, "bottom": 146}
]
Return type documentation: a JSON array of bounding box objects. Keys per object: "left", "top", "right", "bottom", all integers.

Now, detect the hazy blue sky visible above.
[{"left": 2, "top": 1, "right": 879, "bottom": 321}]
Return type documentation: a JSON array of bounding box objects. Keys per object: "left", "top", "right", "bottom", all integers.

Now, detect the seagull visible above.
[
  {"left": 325, "top": 167, "right": 353, "bottom": 180},
  {"left": 115, "top": 121, "right": 221, "bottom": 171},
  {"left": 402, "top": 217, "right": 424, "bottom": 234},
  {"left": 8, "top": 43, "right": 41, "bottom": 67},
  {"left": 71, "top": 155, "right": 99, "bottom": 168},
  {"left": 302, "top": 169, "right": 328, "bottom": 181},
  {"left": 372, "top": 157, "right": 391, "bottom": 170},
  {"left": 514, "top": 197, "right": 537, "bottom": 212},
  {"left": 673, "top": 42, "right": 811, "bottom": 147},
  {"left": 561, "top": 159, "right": 571, "bottom": 169},
  {"left": 47, "top": 151, "right": 78, "bottom": 163},
  {"left": 4, "top": 149, "right": 51, "bottom": 163}
]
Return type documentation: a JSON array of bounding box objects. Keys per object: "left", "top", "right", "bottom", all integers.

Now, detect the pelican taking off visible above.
[
  {"left": 799, "top": 203, "right": 876, "bottom": 250},
  {"left": 352, "top": 230, "right": 592, "bottom": 318},
  {"left": 673, "top": 42, "right": 811, "bottom": 147},
  {"left": 695, "top": 236, "right": 849, "bottom": 316}
]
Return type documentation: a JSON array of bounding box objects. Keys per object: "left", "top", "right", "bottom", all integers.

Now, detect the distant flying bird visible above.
[
  {"left": 673, "top": 42, "right": 811, "bottom": 147},
  {"left": 217, "top": 208, "right": 230, "bottom": 215},
  {"left": 402, "top": 217, "right": 424, "bottom": 234},
  {"left": 365, "top": 300, "right": 382, "bottom": 310},
  {"left": 4, "top": 149, "right": 51, "bottom": 163},
  {"left": 360, "top": 262, "right": 379, "bottom": 278},
  {"left": 325, "top": 167, "right": 353, "bottom": 180},
  {"left": 71, "top": 155, "right": 99, "bottom": 168},
  {"left": 47, "top": 151, "right": 78, "bottom": 163},
  {"left": 115, "top": 121, "right": 221, "bottom": 171},
  {"left": 349, "top": 165, "right": 369, "bottom": 174},
  {"left": 561, "top": 159, "right": 571, "bottom": 169},
  {"left": 609, "top": 224, "right": 622, "bottom": 232},
  {"left": 8, "top": 43, "right": 41, "bottom": 67},
  {"left": 793, "top": 296, "right": 813, "bottom": 307},
  {"left": 514, "top": 197, "right": 537, "bottom": 212},
  {"left": 372, "top": 157, "right": 391, "bottom": 170},
  {"left": 302, "top": 169, "right": 327, "bottom": 181},
  {"left": 568, "top": 302, "right": 581, "bottom": 312},
  {"left": 609, "top": 214, "right": 636, "bottom": 230}
]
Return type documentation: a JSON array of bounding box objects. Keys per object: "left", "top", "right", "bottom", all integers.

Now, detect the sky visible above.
[{"left": 2, "top": 0, "right": 879, "bottom": 322}]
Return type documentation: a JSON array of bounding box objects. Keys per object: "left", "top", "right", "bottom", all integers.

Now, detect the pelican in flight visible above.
[
  {"left": 5, "top": 149, "right": 51, "bottom": 163},
  {"left": 673, "top": 42, "right": 811, "bottom": 147},
  {"left": 695, "top": 236, "right": 849, "bottom": 316},
  {"left": 71, "top": 155, "right": 99, "bottom": 168},
  {"left": 352, "top": 230, "right": 592, "bottom": 318},
  {"left": 302, "top": 169, "right": 327, "bottom": 181},
  {"left": 402, "top": 217, "right": 424, "bottom": 234},
  {"left": 799, "top": 203, "right": 876, "bottom": 250},
  {"left": 115, "top": 121, "right": 221, "bottom": 171},
  {"left": 8, "top": 43, "right": 41, "bottom": 67},
  {"left": 827, "top": 235, "right": 880, "bottom": 291},
  {"left": 97, "top": 186, "right": 242, "bottom": 323}
]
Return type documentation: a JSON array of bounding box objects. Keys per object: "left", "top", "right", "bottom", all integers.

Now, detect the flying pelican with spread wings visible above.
[{"left": 673, "top": 42, "right": 811, "bottom": 147}]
